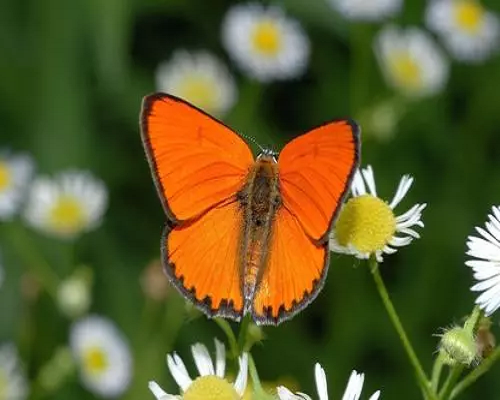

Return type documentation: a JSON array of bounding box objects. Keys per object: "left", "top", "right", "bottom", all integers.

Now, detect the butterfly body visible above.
[
  {"left": 140, "top": 93, "right": 360, "bottom": 325},
  {"left": 237, "top": 154, "right": 280, "bottom": 309}
]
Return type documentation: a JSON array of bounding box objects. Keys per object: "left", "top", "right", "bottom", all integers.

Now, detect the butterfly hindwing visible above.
[
  {"left": 252, "top": 206, "right": 328, "bottom": 324},
  {"left": 164, "top": 201, "right": 244, "bottom": 319}
]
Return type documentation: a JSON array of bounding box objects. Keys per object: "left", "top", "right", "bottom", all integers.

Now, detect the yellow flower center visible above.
[
  {"left": 335, "top": 195, "right": 396, "bottom": 254},
  {"left": 389, "top": 52, "right": 422, "bottom": 90},
  {"left": 0, "top": 161, "right": 11, "bottom": 191},
  {"left": 83, "top": 346, "right": 108, "bottom": 375},
  {"left": 455, "top": 1, "right": 484, "bottom": 33},
  {"left": 48, "top": 196, "right": 86, "bottom": 233},
  {"left": 252, "top": 20, "right": 282, "bottom": 56},
  {"left": 178, "top": 76, "right": 218, "bottom": 113},
  {"left": 184, "top": 375, "right": 239, "bottom": 400}
]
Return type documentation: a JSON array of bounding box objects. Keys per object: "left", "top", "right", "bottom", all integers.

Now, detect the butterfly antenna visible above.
[{"left": 240, "top": 133, "right": 265, "bottom": 153}]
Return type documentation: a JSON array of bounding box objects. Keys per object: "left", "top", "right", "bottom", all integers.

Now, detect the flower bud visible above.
[{"left": 439, "top": 326, "right": 479, "bottom": 366}]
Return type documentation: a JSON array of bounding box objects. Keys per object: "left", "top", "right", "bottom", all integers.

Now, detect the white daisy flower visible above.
[
  {"left": 24, "top": 170, "right": 108, "bottom": 239},
  {"left": 465, "top": 206, "right": 500, "bottom": 316},
  {"left": 221, "top": 3, "right": 310, "bottom": 82},
  {"left": 70, "top": 315, "right": 132, "bottom": 398},
  {"left": 0, "top": 151, "right": 33, "bottom": 220},
  {"left": 330, "top": 165, "right": 426, "bottom": 263},
  {"left": 374, "top": 25, "right": 449, "bottom": 98},
  {"left": 277, "top": 363, "right": 380, "bottom": 400},
  {"left": 156, "top": 50, "right": 237, "bottom": 116},
  {"left": 149, "top": 339, "right": 248, "bottom": 400},
  {"left": 0, "top": 343, "right": 29, "bottom": 400},
  {"left": 426, "top": 0, "right": 500, "bottom": 63},
  {"left": 327, "top": 0, "right": 402, "bottom": 22}
]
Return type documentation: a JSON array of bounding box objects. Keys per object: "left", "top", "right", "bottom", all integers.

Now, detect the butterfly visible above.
[{"left": 140, "top": 93, "right": 360, "bottom": 325}]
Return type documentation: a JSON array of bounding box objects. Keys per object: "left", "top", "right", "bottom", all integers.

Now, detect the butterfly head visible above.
[{"left": 257, "top": 148, "right": 278, "bottom": 163}]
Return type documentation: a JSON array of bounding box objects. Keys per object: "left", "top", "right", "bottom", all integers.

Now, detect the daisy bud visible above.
[
  {"left": 439, "top": 326, "right": 479, "bottom": 366},
  {"left": 57, "top": 268, "right": 93, "bottom": 319}
]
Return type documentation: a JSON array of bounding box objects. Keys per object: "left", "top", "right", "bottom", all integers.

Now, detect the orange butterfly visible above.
[{"left": 140, "top": 93, "right": 360, "bottom": 325}]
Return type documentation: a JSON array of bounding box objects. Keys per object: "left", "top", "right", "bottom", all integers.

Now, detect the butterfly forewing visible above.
[
  {"left": 140, "top": 94, "right": 254, "bottom": 222},
  {"left": 278, "top": 120, "right": 360, "bottom": 241}
]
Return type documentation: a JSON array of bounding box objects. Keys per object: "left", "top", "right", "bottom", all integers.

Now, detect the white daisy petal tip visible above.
[
  {"left": 221, "top": 2, "right": 310, "bottom": 82},
  {"left": 331, "top": 165, "right": 425, "bottom": 262}
]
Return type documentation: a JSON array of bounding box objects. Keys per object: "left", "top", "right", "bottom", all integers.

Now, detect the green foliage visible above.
[{"left": 2, "top": 0, "right": 500, "bottom": 399}]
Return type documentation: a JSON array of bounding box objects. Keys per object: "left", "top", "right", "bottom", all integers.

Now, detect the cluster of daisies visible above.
[
  {"left": 0, "top": 152, "right": 136, "bottom": 398},
  {"left": 149, "top": 339, "right": 380, "bottom": 400},
  {"left": 0, "top": 150, "right": 108, "bottom": 295},
  {"left": 142, "top": 164, "right": 500, "bottom": 399},
  {"left": 155, "top": 0, "right": 499, "bottom": 119},
  {"left": 0, "top": 152, "right": 107, "bottom": 239}
]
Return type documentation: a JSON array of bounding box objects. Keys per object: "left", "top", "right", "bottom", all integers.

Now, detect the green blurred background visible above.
[{"left": 1, "top": 0, "right": 500, "bottom": 399}]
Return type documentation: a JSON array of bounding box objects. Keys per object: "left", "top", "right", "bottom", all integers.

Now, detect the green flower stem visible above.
[
  {"left": 248, "top": 353, "right": 265, "bottom": 395},
  {"left": 237, "top": 314, "right": 252, "bottom": 353},
  {"left": 369, "top": 257, "right": 436, "bottom": 400},
  {"left": 463, "top": 306, "right": 481, "bottom": 333},
  {"left": 214, "top": 318, "right": 239, "bottom": 361},
  {"left": 450, "top": 345, "right": 500, "bottom": 399},
  {"left": 6, "top": 223, "right": 60, "bottom": 296},
  {"left": 438, "top": 365, "right": 463, "bottom": 400},
  {"left": 431, "top": 352, "right": 446, "bottom": 392}
]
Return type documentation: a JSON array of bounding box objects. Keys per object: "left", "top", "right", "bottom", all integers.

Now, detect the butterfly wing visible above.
[
  {"left": 252, "top": 206, "right": 328, "bottom": 324},
  {"left": 141, "top": 93, "right": 254, "bottom": 319},
  {"left": 278, "top": 120, "right": 360, "bottom": 241},
  {"left": 164, "top": 201, "right": 244, "bottom": 318},
  {"left": 252, "top": 120, "right": 360, "bottom": 324},
  {"left": 141, "top": 93, "right": 254, "bottom": 222}
]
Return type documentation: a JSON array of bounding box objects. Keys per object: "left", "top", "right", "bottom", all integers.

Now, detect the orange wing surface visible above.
[
  {"left": 141, "top": 93, "right": 254, "bottom": 222},
  {"left": 164, "top": 201, "right": 244, "bottom": 318},
  {"left": 278, "top": 120, "right": 360, "bottom": 241},
  {"left": 252, "top": 206, "right": 327, "bottom": 324}
]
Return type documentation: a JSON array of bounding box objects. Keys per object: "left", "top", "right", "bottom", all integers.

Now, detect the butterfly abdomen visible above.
[{"left": 238, "top": 155, "right": 281, "bottom": 310}]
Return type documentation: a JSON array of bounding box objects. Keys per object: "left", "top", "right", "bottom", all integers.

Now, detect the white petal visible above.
[
  {"left": 389, "top": 236, "right": 413, "bottom": 247},
  {"left": 361, "top": 166, "right": 377, "bottom": 196},
  {"left": 234, "top": 352, "right": 249, "bottom": 396},
  {"left": 277, "top": 386, "right": 307, "bottom": 400},
  {"left": 368, "top": 390, "right": 381, "bottom": 400},
  {"left": 351, "top": 169, "right": 367, "bottom": 196},
  {"left": 314, "top": 363, "right": 328, "bottom": 400},
  {"left": 149, "top": 381, "right": 178, "bottom": 400},
  {"left": 342, "top": 370, "right": 364, "bottom": 400},
  {"left": 389, "top": 174, "right": 413, "bottom": 208},
  {"left": 214, "top": 338, "right": 226, "bottom": 378},
  {"left": 167, "top": 353, "right": 192, "bottom": 391},
  {"left": 191, "top": 343, "right": 215, "bottom": 376}
]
